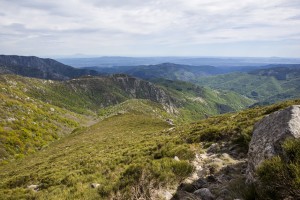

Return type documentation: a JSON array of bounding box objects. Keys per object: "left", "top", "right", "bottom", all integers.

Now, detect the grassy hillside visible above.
[
  {"left": 195, "top": 71, "right": 300, "bottom": 106},
  {"left": 0, "top": 75, "right": 94, "bottom": 163},
  {"left": 0, "top": 74, "right": 178, "bottom": 115},
  {"left": 0, "top": 55, "right": 98, "bottom": 80},
  {"left": 0, "top": 111, "right": 195, "bottom": 200},
  {"left": 195, "top": 72, "right": 284, "bottom": 101},
  {"left": 1, "top": 74, "right": 254, "bottom": 120},
  {"left": 177, "top": 99, "right": 300, "bottom": 151},
  {"left": 0, "top": 74, "right": 253, "bottom": 162},
  {"left": 153, "top": 79, "right": 255, "bottom": 121},
  {"left": 0, "top": 95, "right": 299, "bottom": 199},
  {"left": 97, "top": 99, "right": 173, "bottom": 120}
]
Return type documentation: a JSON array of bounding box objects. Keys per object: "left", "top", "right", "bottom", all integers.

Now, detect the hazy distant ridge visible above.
[{"left": 0, "top": 55, "right": 98, "bottom": 80}]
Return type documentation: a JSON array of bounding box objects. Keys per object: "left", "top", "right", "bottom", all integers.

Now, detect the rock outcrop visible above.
[
  {"left": 247, "top": 105, "right": 300, "bottom": 182},
  {"left": 112, "top": 74, "right": 178, "bottom": 114},
  {"left": 194, "top": 188, "right": 214, "bottom": 200},
  {"left": 65, "top": 74, "right": 178, "bottom": 113}
]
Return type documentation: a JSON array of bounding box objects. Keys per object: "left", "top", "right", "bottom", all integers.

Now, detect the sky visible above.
[{"left": 0, "top": 0, "right": 300, "bottom": 57}]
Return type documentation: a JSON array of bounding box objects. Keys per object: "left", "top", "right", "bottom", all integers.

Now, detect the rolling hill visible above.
[
  {"left": 0, "top": 94, "right": 299, "bottom": 199},
  {"left": 57, "top": 56, "right": 300, "bottom": 68},
  {"left": 84, "top": 63, "right": 221, "bottom": 81},
  {"left": 0, "top": 73, "right": 253, "bottom": 161},
  {"left": 0, "top": 55, "right": 299, "bottom": 199},
  {"left": 0, "top": 55, "right": 98, "bottom": 80},
  {"left": 195, "top": 65, "right": 300, "bottom": 105}
]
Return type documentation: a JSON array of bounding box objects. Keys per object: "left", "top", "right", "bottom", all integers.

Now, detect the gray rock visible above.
[
  {"left": 174, "top": 156, "right": 180, "bottom": 161},
  {"left": 194, "top": 188, "right": 214, "bottom": 200},
  {"left": 90, "top": 183, "right": 100, "bottom": 188},
  {"left": 27, "top": 184, "right": 39, "bottom": 191},
  {"left": 207, "top": 143, "right": 219, "bottom": 153},
  {"left": 164, "top": 191, "right": 173, "bottom": 200},
  {"left": 246, "top": 105, "right": 300, "bottom": 182},
  {"left": 166, "top": 118, "right": 175, "bottom": 126},
  {"left": 217, "top": 189, "right": 231, "bottom": 199},
  {"left": 195, "top": 178, "right": 208, "bottom": 189},
  {"left": 179, "top": 183, "right": 197, "bottom": 193},
  {"left": 173, "top": 191, "right": 202, "bottom": 200}
]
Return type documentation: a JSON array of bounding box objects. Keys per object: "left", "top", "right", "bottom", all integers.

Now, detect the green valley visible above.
[{"left": 0, "top": 73, "right": 254, "bottom": 162}]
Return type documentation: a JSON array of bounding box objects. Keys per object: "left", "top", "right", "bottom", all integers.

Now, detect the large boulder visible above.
[{"left": 246, "top": 105, "right": 300, "bottom": 182}]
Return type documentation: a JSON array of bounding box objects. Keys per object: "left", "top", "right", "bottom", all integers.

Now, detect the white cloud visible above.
[{"left": 0, "top": 0, "right": 299, "bottom": 57}]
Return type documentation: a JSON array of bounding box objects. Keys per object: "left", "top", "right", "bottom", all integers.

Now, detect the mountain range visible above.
[
  {"left": 84, "top": 63, "right": 221, "bottom": 81},
  {"left": 0, "top": 54, "right": 299, "bottom": 199},
  {"left": 0, "top": 55, "right": 98, "bottom": 80},
  {"left": 57, "top": 56, "right": 300, "bottom": 68}
]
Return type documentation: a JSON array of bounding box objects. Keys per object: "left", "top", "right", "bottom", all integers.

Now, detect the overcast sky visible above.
[{"left": 0, "top": 0, "right": 300, "bottom": 57}]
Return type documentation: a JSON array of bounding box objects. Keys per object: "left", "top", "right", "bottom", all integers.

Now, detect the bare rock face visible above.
[
  {"left": 112, "top": 74, "right": 178, "bottom": 114},
  {"left": 246, "top": 105, "right": 300, "bottom": 182}
]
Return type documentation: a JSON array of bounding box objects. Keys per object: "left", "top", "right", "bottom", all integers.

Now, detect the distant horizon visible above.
[
  {"left": 55, "top": 55, "right": 300, "bottom": 59},
  {"left": 2, "top": 54, "right": 300, "bottom": 60}
]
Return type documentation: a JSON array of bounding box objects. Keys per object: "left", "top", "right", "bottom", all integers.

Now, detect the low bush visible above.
[{"left": 256, "top": 138, "right": 300, "bottom": 199}]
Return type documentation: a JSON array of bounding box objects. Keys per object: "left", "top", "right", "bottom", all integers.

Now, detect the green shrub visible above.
[
  {"left": 98, "top": 184, "right": 114, "bottom": 197},
  {"left": 232, "top": 131, "right": 252, "bottom": 153},
  {"left": 61, "top": 173, "right": 80, "bottom": 187},
  {"left": 151, "top": 158, "right": 194, "bottom": 182},
  {"left": 154, "top": 143, "right": 195, "bottom": 161},
  {"left": 170, "top": 160, "right": 194, "bottom": 177},
  {"left": 199, "top": 127, "right": 224, "bottom": 142},
  {"left": 6, "top": 175, "right": 32, "bottom": 188},
  {"left": 227, "top": 178, "right": 256, "bottom": 200},
  {"left": 114, "top": 164, "right": 156, "bottom": 199},
  {"left": 256, "top": 138, "right": 300, "bottom": 199},
  {"left": 118, "top": 164, "right": 145, "bottom": 190}
]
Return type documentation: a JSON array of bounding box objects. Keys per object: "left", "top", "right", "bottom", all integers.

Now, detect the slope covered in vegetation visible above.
[
  {"left": 195, "top": 67, "right": 300, "bottom": 105},
  {"left": 0, "top": 110, "right": 194, "bottom": 199},
  {"left": 0, "top": 55, "right": 98, "bottom": 80},
  {"left": 0, "top": 74, "right": 255, "bottom": 162},
  {"left": 0, "top": 75, "right": 94, "bottom": 163},
  {"left": 0, "top": 95, "right": 299, "bottom": 199}
]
